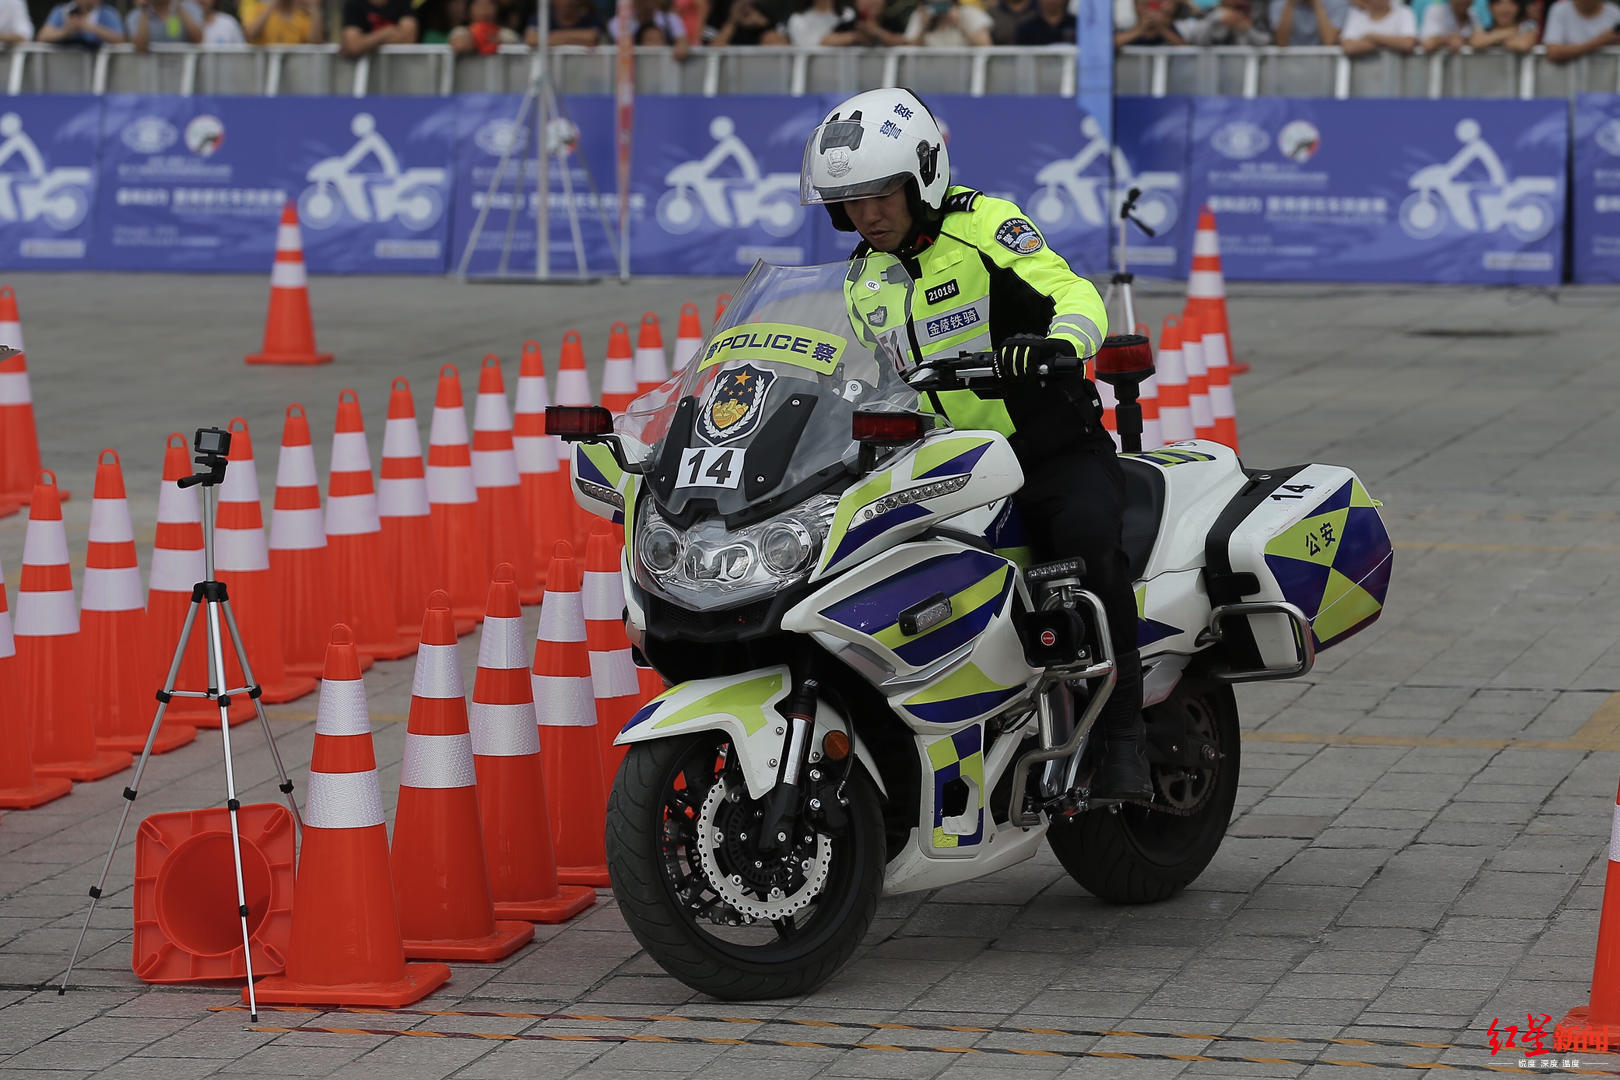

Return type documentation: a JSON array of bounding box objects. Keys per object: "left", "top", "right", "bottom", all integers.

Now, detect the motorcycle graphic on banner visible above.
[
  {"left": 1398, "top": 119, "right": 1556, "bottom": 244},
  {"left": 655, "top": 116, "right": 804, "bottom": 239},
  {"left": 0, "top": 96, "right": 99, "bottom": 267}
]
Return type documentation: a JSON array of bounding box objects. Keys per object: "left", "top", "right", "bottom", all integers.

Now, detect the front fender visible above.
[{"left": 616, "top": 665, "right": 886, "bottom": 801}]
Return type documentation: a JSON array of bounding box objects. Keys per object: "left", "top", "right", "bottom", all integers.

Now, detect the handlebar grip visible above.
[{"left": 1041, "top": 355, "right": 1083, "bottom": 376}]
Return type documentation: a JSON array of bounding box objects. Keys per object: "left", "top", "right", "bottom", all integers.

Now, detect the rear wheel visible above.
[
  {"left": 1046, "top": 683, "right": 1239, "bottom": 904},
  {"left": 605, "top": 732, "right": 885, "bottom": 1000}
]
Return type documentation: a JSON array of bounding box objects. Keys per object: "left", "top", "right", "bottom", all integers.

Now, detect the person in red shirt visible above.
[{"left": 451, "top": 0, "right": 514, "bottom": 51}]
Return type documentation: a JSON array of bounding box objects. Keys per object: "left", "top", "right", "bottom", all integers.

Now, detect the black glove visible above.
[{"left": 992, "top": 334, "right": 1075, "bottom": 381}]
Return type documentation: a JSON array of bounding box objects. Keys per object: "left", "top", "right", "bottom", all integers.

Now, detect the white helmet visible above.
[{"left": 801, "top": 87, "right": 950, "bottom": 230}]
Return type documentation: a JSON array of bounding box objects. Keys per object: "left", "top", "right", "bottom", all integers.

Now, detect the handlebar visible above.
[{"left": 905, "top": 350, "right": 1083, "bottom": 392}]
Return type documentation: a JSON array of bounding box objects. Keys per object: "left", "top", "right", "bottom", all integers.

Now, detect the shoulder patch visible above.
[
  {"left": 941, "top": 189, "right": 981, "bottom": 215},
  {"left": 993, "top": 217, "right": 1044, "bottom": 256}
]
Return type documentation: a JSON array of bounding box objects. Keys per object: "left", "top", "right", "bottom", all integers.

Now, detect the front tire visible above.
[
  {"left": 1046, "top": 683, "right": 1240, "bottom": 904},
  {"left": 605, "top": 732, "right": 885, "bottom": 1000}
]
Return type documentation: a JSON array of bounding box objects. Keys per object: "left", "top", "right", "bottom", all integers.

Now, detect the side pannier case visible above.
[{"left": 1206, "top": 463, "right": 1394, "bottom": 673}]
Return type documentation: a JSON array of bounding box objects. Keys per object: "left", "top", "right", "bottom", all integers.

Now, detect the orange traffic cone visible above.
[
  {"left": 245, "top": 202, "right": 333, "bottom": 367},
  {"left": 328, "top": 390, "right": 414, "bottom": 662},
  {"left": 247, "top": 625, "right": 451, "bottom": 1008},
  {"left": 600, "top": 321, "right": 636, "bottom": 414},
  {"left": 392, "top": 591, "right": 534, "bottom": 961},
  {"left": 714, "top": 293, "right": 731, "bottom": 327},
  {"left": 514, "top": 340, "right": 566, "bottom": 593},
  {"left": 1155, "top": 317, "right": 1194, "bottom": 444},
  {"left": 428, "top": 365, "right": 487, "bottom": 622},
  {"left": 86, "top": 450, "right": 194, "bottom": 756},
  {"left": 583, "top": 524, "right": 637, "bottom": 787},
  {"left": 1188, "top": 205, "right": 1246, "bottom": 376},
  {"left": 1203, "top": 315, "right": 1239, "bottom": 452},
  {"left": 671, "top": 301, "right": 703, "bottom": 374},
  {"left": 379, "top": 378, "right": 465, "bottom": 640},
  {"left": 148, "top": 434, "right": 251, "bottom": 727},
  {"left": 269, "top": 405, "right": 344, "bottom": 680},
  {"left": 17, "top": 471, "right": 131, "bottom": 781},
  {"left": 0, "top": 287, "right": 54, "bottom": 509},
  {"left": 554, "top": 331, "right": 590, "bottom": 550},
  {"left": 1181, "top": 308, "right": 1216, "bottom": 442},
  {"left": 472, "top": 355, "right": 538, "bottom": 605},
  {"left": 216, "top": 418, "right": 317, "bottom": 707},
  {"left": 1558, "top": 776, "right": 1620, "bottom": 1051},
  {"left": 471, "top": 564, "right": 596, "bottom": 922},
  {"left": 0, "top": 549, "right": 71, "bottom": 808},
  {"left": 533, "top": 541, "right": 610, "bottom": 888},
  {"left": 634, "top": 312, "right": 668, "bottom": 396}
]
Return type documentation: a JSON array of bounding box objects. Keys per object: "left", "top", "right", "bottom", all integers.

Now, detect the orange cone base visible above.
[
  {"left": 492, "top": 884, "right": 596, "bottom": 924},
  {"left": 245, "top": 961, "right": 451, "bottom": 1008},
  {"left": 519, "top": 585, "right": 545, "bottom": 606},
  {"left": 359, "top": 639, "right": 418, "bottom": 664},
  {"left": 245, "top": 350, "right": 334, "bottom": 367},
  {"left": 1232, "top": 360, "right": 1250, "bottom": 375},
  {"left": 0, "top": 775, "right": 73, "bottom": 809},
  {"left": 255, "top": 675, "right": 319, "bottom": 706},
  {"left": 402, "top": 919, "right": 534, "bottom": 963},
  {"left": 37, "top": 749, "right": 131, "bottom": 782},
  {"left": 99, "top": 721, "right": 197, "bottom": 756},
  {"left": 1556, "top": 1008, "right": 1620, "bottom": 1054},
  {"left": 556, "top": 865, "right": 612, "bottom": 889}
]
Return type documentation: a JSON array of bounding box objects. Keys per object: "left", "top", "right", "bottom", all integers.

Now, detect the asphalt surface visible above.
[{"left": 1, "top": 270, "right": 1619, "bottom": 1079}]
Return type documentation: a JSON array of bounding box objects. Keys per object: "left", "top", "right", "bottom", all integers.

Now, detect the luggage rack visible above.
[{"left": 1200, "top": 600, "right": 1317, "bottom": 683}]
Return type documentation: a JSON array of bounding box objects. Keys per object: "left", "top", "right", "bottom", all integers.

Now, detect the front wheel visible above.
[
  {"left": 605, "top": 732, "right": 885, "bottom": 1000},
  {"left": 1046, "top": 682, "right": 1240, "bottom": 904}
]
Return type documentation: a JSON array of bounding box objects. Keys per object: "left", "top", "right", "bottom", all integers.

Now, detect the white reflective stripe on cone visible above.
[
  {"left": 581, "top": 571, "right": 622, "bottom": 621},
  {"left": 276, "top": 224, "right": 302, "bottom": 251},
  {"left": 326, "top": 492, "right": 381, "bottom": 536},
  {"left": 219, "top": 459, "right": 261, "bottom": 503},
  {"left": 602, "top": 363, "right": 635, "bottom": 395},
  {"left": 1611, "top": 801, "right": 1620, "bottom": 862},
  {"left": 589, "top": 650, "right": 641, "bottom": 698},
  {"left": 412, "top": 643, "right": 465, "bottom": 699},
  {"left": 430, "top": 407, "right": 470, "bottom": 447},
  {"left": 556, "top": 371, "right": 591, "bottom": 406},
  {"left": 377, "top": 477, "right": 430, "bottom": 517},
  {"left": 88, "top": 499, "right": 137, "bottom": 544},
  {"left": 1205, "top": 332, "right": 1230, "bottom": 369},
  {"left": 82, "top": 567, "right": 145, "bottom": 612},
  {"left": 401, "top": 731, "right": 477, "bottom": 789},
  {"left": 276, "top": 446, "right": 320, "bottom": 488},
  {"left": 15, "top": 592, "right": 79, "bottom": 636},
  {"left": 23, "top": 519, "right": 70, "bottom": 566},
  {"left": 533, "top": 675, "right": 597, "bottom": 725},
  {"left": 468, "top": 701, "right": 541, "bottom": 756},
  {"left": 471, "top": 450, "right": 521, "bottom": 488},
  {"left": 158, "top": 483, "right": 202, "bottom": 525},
  {"left": 473, "top": 393, "right": 512, "bottom": 433},
  {"left": 478, "top": 615, "right": 528, "bottom": 669},
  {"left": 214, "top": 527, "right": 271, "bottom": 572},
  {"left": 150, "top": 546, "right": 205, "bottom": 590},
  {"left": 0, "top": 320, "right": 25, "bottom": 350},
  {"left": 634, "top": 347, "right": 666, "bottom": 384},
  {"left": 1187, "top": 270, "right": 1224, "bottom": 298},
  {"left": 1193, "top": 229, "right": 1220, "bottom": 257},
  {"left": 537, "top": 592, "right": 586, "bottom": 644},
  {"left": 426, "top": 465, "right": 477, "bottom": 505},
  {"left": 514, "top": 378, "right": 549, "bottom": 413},
  {"left": 0, "top": 615, "right": 13, "bottom": 660},
  {"left": 269, "top": 506, "right": 326, "bottom": 551},
  {"left": 672, "top": 339, "right": 698, "bottom": 371},
  {"left": 316, "top": 679, "right": 372, "bottom": 736},
  {"left": 270, "top": 260, "right": 308, "bottom": 290},
  {"left": 513, "top": 435, "right": 556, "bottom": 474},
  {"left": 304, "top": 768, "right": 386, "bottom": 830},
  {"left": 0, "top": 371, "right": 31, "bottom": 406},
  {"left": 382, "top": 419, "right": 423, "bottom": 460},
  {"left": 330, "top": 431, "right": 372, "bottom": 473}
]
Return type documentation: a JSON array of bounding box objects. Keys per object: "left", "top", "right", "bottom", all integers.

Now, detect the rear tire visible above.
[
  {"left": 606, "top": 732, "right": 885, "bottom": 1000},
  {"left": 1046, "top": 683, "right": 1239, "bottom": 904}
]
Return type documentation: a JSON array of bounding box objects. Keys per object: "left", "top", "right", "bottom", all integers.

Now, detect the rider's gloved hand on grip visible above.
[{"left": 992, "top": 335, "right": 1076, "bottom": 382}]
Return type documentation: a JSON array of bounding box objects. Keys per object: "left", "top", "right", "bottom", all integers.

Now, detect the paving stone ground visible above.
[{"left": 2, "top": 272, "right": 1619, "bottom": 1079}]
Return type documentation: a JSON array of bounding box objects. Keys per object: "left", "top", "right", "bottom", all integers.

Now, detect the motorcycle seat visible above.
[{"left": 1119, "top": 456, "right": 1164, "bottom": 580}]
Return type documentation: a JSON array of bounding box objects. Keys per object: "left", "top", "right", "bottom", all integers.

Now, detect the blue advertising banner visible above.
[
  {"left": 448, "top": 93, "right": 623, "bottom": 278},
  {"left": 1572, "top": 94, "right": 1620, "bottom": 284},
  {"left": 93, "top": 96, "right": 292, "bottom": 272},
  {"left": 1185, "top": 97, "right": 1566, "bottom": 284},
  {"left": 282, "top": 97, "right": 459, "bottom": 275},
  {"left": 0, "top": 95, "right": 101, "bottom": 268}
]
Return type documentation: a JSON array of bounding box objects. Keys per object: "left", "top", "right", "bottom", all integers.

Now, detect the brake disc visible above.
[{"left": 696, "top": 776, "right": 832, "bottom": 922}]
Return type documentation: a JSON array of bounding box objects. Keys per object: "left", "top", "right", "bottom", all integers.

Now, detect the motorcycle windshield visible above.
[{"left": 619, "top": 258, "right": 925, "bottom": 522}]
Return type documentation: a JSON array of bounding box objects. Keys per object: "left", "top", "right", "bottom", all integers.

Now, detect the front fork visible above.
[{"left": 756, "top": 675, "right": 853, "bottom": 855}]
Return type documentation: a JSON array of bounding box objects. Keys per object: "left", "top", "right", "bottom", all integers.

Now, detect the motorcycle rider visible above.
[{"left": 801, "top": 86, "right": 1152, "bottom": 802}]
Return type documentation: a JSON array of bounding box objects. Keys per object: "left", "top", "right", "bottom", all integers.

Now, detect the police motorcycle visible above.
[{"left": 546, "top": 256, "right": 1394, "bottom": 1001}]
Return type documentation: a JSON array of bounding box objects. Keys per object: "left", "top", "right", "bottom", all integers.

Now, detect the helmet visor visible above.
[{"left": 800, "top": 120, "right": 911, "bottom": 206}]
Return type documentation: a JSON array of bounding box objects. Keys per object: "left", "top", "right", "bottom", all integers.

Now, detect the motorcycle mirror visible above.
[
  {"left": 1092, "top": 334, "right": 1155, "bottom": 386},
  {"left": 545, "top": 405, "right": 615, "bottom": 439},
  {"left": 852, "top": 410, "right": 930, "bottom": 445}
]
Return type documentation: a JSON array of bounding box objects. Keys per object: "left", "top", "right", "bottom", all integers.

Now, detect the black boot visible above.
[{"left": 1091, "top": 724, "right": 1153, "bottom": 802}]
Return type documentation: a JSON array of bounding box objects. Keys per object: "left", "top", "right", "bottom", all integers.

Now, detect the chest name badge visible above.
[
  {"left": 925, "top": 279, "right": 960, "bottom": 306},
  {"left": 994, "top": 218, "right": 1044, "bottom": 255},
  {"left": 700, "top": 363, "right": 776, "bottom": 445}
]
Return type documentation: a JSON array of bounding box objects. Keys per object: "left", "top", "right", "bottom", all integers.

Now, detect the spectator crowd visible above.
[{"left": 5, "top": 0, "right": 1617, "bottom": 60}]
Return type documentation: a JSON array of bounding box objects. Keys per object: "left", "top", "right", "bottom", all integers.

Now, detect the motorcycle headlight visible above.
[
  {"left": 635, "top": 493, "right": 837, "bottom": 608},
  {"left": 760, "top": 520, "right": 815, "bottom": 575},
  {"left": 643, "top": 522, "right": 681, "bottom": 574}
]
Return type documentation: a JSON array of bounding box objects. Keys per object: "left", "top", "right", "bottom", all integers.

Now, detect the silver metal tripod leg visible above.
[
  {"left": 59, "top": 597, "right": 204, "bottom": 996},
  {"left": 219, "top": 598, "right": 302, "bottom": 834}
]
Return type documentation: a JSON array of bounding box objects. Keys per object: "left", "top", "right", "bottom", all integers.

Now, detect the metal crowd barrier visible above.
[{"left": 1, "top": 40, "right": 1618, "bottom": 97}]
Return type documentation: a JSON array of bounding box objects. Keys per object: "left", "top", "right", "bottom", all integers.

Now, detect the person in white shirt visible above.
[
  {"left": 200, "top": 0, "right": 245, "bottom": 42},
  {"left": 1543, "top": 0, "right": 1620, "bottom": 61},
  {"left": 784, "top": 0, "right": 853, "bottom": 42},
  {"left": 1419, "top": 0, "right": 1479, "bottom": 47},
  {"left": 1468, "top": 0, "right": 1538, "bottom": 49},
  {"left": 1340, "top": 0, "right": 1416, "bottom": 53},
  {"left": 904, "top": 0, "right": 993, "bottom": 44},
  {"left": 0, "top": 0, "right": 34, "bottom": 42}
]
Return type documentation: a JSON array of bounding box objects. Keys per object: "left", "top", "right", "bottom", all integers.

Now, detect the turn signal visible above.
[
  {"left": 852, "top": 410, "right": 929, "bottom": 444},
  {"left": 821, "top": 730, "right": 851, "bottom": 762},
  {"left": 545, "top": 405, "right": 614, "bottom": 438},
  {"left": 1093, "top": 334, "right": 1155, "bottom": 384}
]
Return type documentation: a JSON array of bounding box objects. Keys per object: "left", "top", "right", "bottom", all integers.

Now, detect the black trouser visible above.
[{"left": 1011, "top": 441, "right": 1142, "bottom": 742}]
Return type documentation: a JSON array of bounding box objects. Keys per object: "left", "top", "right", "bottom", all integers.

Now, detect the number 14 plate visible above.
[{"left": 676, "top": 446, "right": 743, "bottom": 489}]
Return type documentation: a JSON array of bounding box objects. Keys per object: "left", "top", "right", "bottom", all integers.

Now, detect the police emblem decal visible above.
[
  {"left": 825, "top": 147, "right": 852, "bottom": 178},
  {"left": 699, "top": 364, "right": 777, "bottom": 444},
  {"left": 993, "top": 218, "right": 1044, "bottom": 255}
]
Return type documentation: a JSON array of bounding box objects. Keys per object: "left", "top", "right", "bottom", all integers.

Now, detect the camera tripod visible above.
[{"left": 60, "top": 427, "right": 302, "bottom": 1022}]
